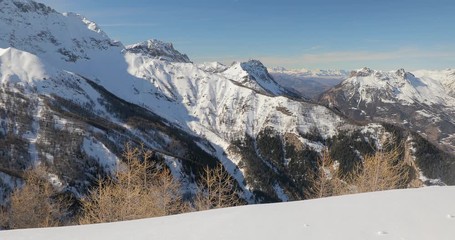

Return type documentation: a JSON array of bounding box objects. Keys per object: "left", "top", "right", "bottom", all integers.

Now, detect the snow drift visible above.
[{"left": 1, "top": 187, "right": 454, "bottom": 240}]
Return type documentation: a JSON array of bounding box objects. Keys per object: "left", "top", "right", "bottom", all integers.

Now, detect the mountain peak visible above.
[
  {"left": 224, "top": 59, "right": 275, "bottom": 85},
  {"left": 0, "top": 0, "right": 122, "bottom": 65},
  {"left": 239, "top": 60, "right": 272, "bottom": 80},
  {"left": 222, "top": 59, "right": 301, "bottom": 97},
  {"left": 125, "top": 39, "right": 191, "bottom": 63},
  {"left": 0, "top": 0, "right": 55, "bottom": 15},
  {"left": 395, "top": 68, "right": 407, "bottom": 78},
  {"left": 350, "top": 67, "right": 374, "bottom": 77}
]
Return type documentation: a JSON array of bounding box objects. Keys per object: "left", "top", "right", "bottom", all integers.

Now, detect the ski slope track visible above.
[{"left": 2, "top": 187, "right": 455, "bottom": 240}]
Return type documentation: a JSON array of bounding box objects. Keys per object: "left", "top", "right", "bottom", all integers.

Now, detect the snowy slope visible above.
[
  {"left": 124, "top": 52, "right": 342, "bottom": 139},
  {"left": 0, "top": 46, "right": 111, "bottom": 116},
  {"left": 197, "top": 62, "right": 228, "bottom": 73},
  {"left": 2, "top": 187, "right": 455, "bottom": 240},
  {"left": 0, "top": 0, "right": 155, "bottom": 110},
  {"left": 414, "top": 69, "right": 455, "bottom": 98}
]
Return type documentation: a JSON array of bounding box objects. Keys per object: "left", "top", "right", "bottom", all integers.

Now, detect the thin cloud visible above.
[
  {"left": 301, "top": 49, "right": 455, "bottom": 63},
  {"left": 258, "top": 48, "right": 455, "bottom": 70}
]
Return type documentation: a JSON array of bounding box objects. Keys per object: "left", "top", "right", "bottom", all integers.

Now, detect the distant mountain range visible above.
[
  {"left": 0, "top": 0, "right": 453, "bottom": 205},
  {"left": 268, "top": 67, "right": 348, "bottom": 99}
]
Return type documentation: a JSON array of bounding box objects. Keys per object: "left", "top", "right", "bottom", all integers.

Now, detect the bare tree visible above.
[
  {"left": 79, "top": 144, "right": 183, "bottom": 224},
  {"left": 307, "top": 149, "right": 348, "bottom": 199},
  {"left": 352, "top": 148, "right": 409, "bottom": 193},
  {"left": 193, "top": 163, "right": 242, "bottom": 211},
  {"left": 0, "top": 166, "right": 67, "bottom": 229},
  {"left": 308, "top": 147, "right": 411, "bottom": 199}
]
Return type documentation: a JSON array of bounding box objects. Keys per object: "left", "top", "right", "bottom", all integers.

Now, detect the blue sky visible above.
[{"left": 37, "top": 0, "right": 455, "bottom": 71}]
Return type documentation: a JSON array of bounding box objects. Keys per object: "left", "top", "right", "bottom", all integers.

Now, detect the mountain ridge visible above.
[
  {"left": 320, "top": 67, "right": 455, "bottom": 153},
  {"left": 0, "top": 0, "right": 453, "bottom": 205}
]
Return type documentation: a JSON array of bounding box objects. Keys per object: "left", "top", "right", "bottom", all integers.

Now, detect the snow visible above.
[
  {"left": 414, "top": 69, "right": 455, "bottom": 97},
  {"left": 273, "top": 183, "right": 289, "bottom": 202},
  {"left": 197, "top": 62, "right": 228, "bottom": 73},
  {"left": 0, "top": 47, "right": 55, "bottom": 85},
  {"left": 1, "top": 187, "right": 455, "bottom": 240},
  {"left": 163, "top": 155, "right": 198, "bottom": 195},
  {"left": 223, "top": 60, "right": 289, "bottom": 96},
  {"left": 325, "top": 67, "right": 455, "bottom": 151},
  {"left": 124, "top": 49, "right": 345, "bottom": 152},
  {"left": 416, "top": 109, "right": 434, "bottom": 118},
  {"left": 343, "top": 68, "right": 455, "bottom": 107},
  {"left": 22, "top": 100, "right": 42, "bottom": 165},
  {"left": 82, "top": 137, "right": 119, "bottom": 173}
]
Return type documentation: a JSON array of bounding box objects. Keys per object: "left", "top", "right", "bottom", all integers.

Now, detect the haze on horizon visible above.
[{"left": 37, "top": 0, "right": 455, "bottom": 71}]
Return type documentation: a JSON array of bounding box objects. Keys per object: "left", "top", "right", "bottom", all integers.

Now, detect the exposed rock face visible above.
[{"left": 126, "top": 39, "right": 191, "bottom": 63}]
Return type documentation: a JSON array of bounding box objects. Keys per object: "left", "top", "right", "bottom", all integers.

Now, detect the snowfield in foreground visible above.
[{"left": 2, "top": 187, "right": 455, "bottom": 240}]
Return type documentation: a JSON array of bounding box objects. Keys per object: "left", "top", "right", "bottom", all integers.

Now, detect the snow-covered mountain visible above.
[
  {"left": 126, "top": 39, "right": 191, "bottom": 63},
  {"left": 320, "top": 67, "right": 455, "bottom": 154},
  {"left": 2, "top": 186, "right": 455, "bottom": 240},
  {"left": 0, "top": 0, "right": 122, "bottom": 65},
  {"left": 219, "top": 60, "right": 302, "bottom": 98},
  {"left": 269, "top": 67, "right": 348, "bottom": 99},
  {"left": 414, "top": 69, "right": 455, "bottom": 98},
  {"left": 0, "top": 0, "right": 453, "bottom": 205}
]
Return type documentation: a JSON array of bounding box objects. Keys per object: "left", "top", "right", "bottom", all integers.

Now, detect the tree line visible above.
[{"left": 0, "top": 143, "right": 416, "bottom": 230}]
